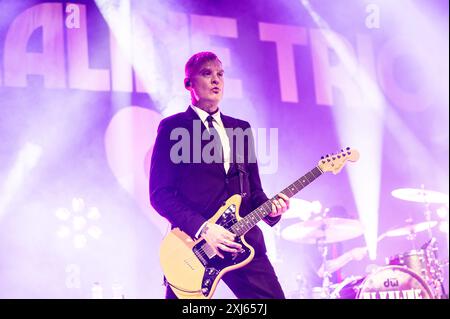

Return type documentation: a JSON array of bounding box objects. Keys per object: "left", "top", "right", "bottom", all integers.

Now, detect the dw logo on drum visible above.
[{"left": 383, "top": 278, "right": 399, "bottom": 288}]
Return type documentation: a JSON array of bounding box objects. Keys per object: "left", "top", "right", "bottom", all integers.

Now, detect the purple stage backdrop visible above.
[{"left": 0, "top": 0, "right": 448, "bottom": 298}]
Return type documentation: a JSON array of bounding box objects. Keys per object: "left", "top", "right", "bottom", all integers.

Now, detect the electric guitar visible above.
[{"left": 159, "top": 148, "right": 360, "bottom": 299}]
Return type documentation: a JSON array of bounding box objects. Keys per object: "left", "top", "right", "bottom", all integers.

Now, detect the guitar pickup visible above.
[
  {"left": 206, "top": 267, "right": 218, "bottom": 276},
  {"left": 223, "top": 204, "right": 236, "bottom": 215}
]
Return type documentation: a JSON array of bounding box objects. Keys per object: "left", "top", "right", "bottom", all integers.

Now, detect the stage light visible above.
[{"left": 55, "top": 197, "right": 102, "bottom": 249}]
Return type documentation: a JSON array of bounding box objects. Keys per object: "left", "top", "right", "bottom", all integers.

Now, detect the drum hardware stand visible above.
[
  {"left": 317, "top": 236, "right": 332, "bottom": 299},
  {"left": 404, "top": 218, "right": 418, "bottom": 250},
  {"left": 435, "top": 257, "right": 448, "bottom": 299},
  {"left": 420, "top": 184, "right": 434, "bottom": 240},
  {"left": 294, "top": 273, "right": 311, "bottom": 299},
  {"left": 419, "top": 185, "right": 448, "bottom": 298},
  {"left": 426, "top": 238, "right": 448, "bottom": 299},
  {"left": 316, "top": 210, "right": 332, "bottom": 299},
  {"left": 419, "top": 202, "right": 447, "bottom": 299}
]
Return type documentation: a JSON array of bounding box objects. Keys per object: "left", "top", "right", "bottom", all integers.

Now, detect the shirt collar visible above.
[{"left": 190, "top": 105, "right": 223, "bottom": 127}]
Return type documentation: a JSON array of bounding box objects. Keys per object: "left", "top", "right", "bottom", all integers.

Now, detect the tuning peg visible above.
[
  {"left": 346, "top": 147, "right": 350, "bottom": 150},
  {"left": 321, "top": 156, "right": 324, "bottom": 159}
]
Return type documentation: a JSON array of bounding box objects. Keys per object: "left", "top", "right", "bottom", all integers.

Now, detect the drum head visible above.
[{"left": 357, "top": 265, "right": 434, "bottom": 299}]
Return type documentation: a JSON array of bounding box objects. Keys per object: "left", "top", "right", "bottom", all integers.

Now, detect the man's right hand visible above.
[{"left": 200, "top": 222, "right": 242, "bottom": 258}]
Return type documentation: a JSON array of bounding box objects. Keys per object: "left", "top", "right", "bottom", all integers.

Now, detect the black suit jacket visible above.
[{"left": 149, "top": 106, "right": 280, "bottom": 255}]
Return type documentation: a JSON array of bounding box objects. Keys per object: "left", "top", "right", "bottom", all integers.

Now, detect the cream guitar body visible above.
[{"left": 160, "top": 194, "right": 253, "bottom": 299}]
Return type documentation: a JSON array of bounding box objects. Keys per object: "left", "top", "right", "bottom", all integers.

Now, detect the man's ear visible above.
[{"left": 184, "top": 78, "right": 191, "bottom": 89}]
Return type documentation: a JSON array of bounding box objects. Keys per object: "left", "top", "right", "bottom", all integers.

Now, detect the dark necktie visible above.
[{"left": 206, "top": 115, "right": 223, "bottom": 163}]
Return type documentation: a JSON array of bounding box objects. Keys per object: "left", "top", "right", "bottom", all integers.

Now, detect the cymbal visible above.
[
  {"left": 281, "top": 217, "right": 364, "bottom": 244},
  {"left": 391, "top": 188, "right": 449, "bottom": 204},
  {"left": 383, "top": 221, "right": 438, "bottom": 238},
  {"left": 282, "top": 198, "right": 318, "bottom": 220}
]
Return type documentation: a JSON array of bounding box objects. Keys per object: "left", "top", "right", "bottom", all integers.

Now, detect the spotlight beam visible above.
[
  {"left": 0, "top": 143, "right": 42, "bottom": 221},
  {"left": 300, "top": 0, "right": 384, "bottom": 259}
]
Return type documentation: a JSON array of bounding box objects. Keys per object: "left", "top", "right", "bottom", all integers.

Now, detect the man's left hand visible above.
[{"left": 269, "top": 193, "right": 290, "bottom": 218}]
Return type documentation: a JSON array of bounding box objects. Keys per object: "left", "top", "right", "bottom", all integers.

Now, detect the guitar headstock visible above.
[{"left": 318, "top": 147, "right": 359, "bottom": 175}]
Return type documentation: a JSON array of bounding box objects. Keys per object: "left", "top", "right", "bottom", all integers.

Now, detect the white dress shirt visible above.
[{"left": 190, "top": 105, "right": 231, "bottom": 173}]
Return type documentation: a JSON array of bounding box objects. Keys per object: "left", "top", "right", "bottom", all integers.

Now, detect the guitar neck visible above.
[{"left": 229, "top": 166, "right": 324, "bottom": 236}]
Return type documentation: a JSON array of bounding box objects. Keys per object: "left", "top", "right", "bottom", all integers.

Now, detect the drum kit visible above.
[{"left": 281, "top": 186, "right": 449, "bottom": 299}]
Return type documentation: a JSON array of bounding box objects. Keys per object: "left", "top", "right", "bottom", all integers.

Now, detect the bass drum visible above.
[
  {"left": 331, "top": 266, "right": 434, "bottom": 299},
  {"left": 357, "top": 266, "right": 434, "bottom": 299}
]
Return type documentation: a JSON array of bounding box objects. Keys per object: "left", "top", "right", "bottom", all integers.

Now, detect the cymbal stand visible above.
[
  {"left": 404, "top": 218, "right": 417, "bottom": 250},
  {"left": 421, "top": 184, "right": 434, "bottom": 240},
  {"left": 317, "top": 211, "right": 332, "bottom": 299},
  {"left": 318, "top": 238, "right": 332, "bottom": 299},
  {"left": 419, "top": 185, "right": 447, "bottom": 298}
]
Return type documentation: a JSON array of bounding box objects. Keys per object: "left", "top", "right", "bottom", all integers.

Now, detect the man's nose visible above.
[{"left": 211, "top": 77, "right": 219, "bottom": 85}]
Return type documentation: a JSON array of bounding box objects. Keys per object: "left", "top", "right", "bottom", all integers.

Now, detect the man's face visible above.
[{"left": 188, "top": 59, "right": 224, "bottom": 106}]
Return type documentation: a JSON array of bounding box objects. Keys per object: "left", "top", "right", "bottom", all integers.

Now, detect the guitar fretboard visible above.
[{"left": 229, "top": 166, "right": 323, "bottom": 236}]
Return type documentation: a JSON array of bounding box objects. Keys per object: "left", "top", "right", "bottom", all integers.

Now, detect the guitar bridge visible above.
[{"left": 192, "top": 246, "right": 208, "bottom": 266}]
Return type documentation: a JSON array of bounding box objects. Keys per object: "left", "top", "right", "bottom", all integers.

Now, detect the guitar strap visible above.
[{"left": 236, "top": 163, "right": 247, "bottom": 198}]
